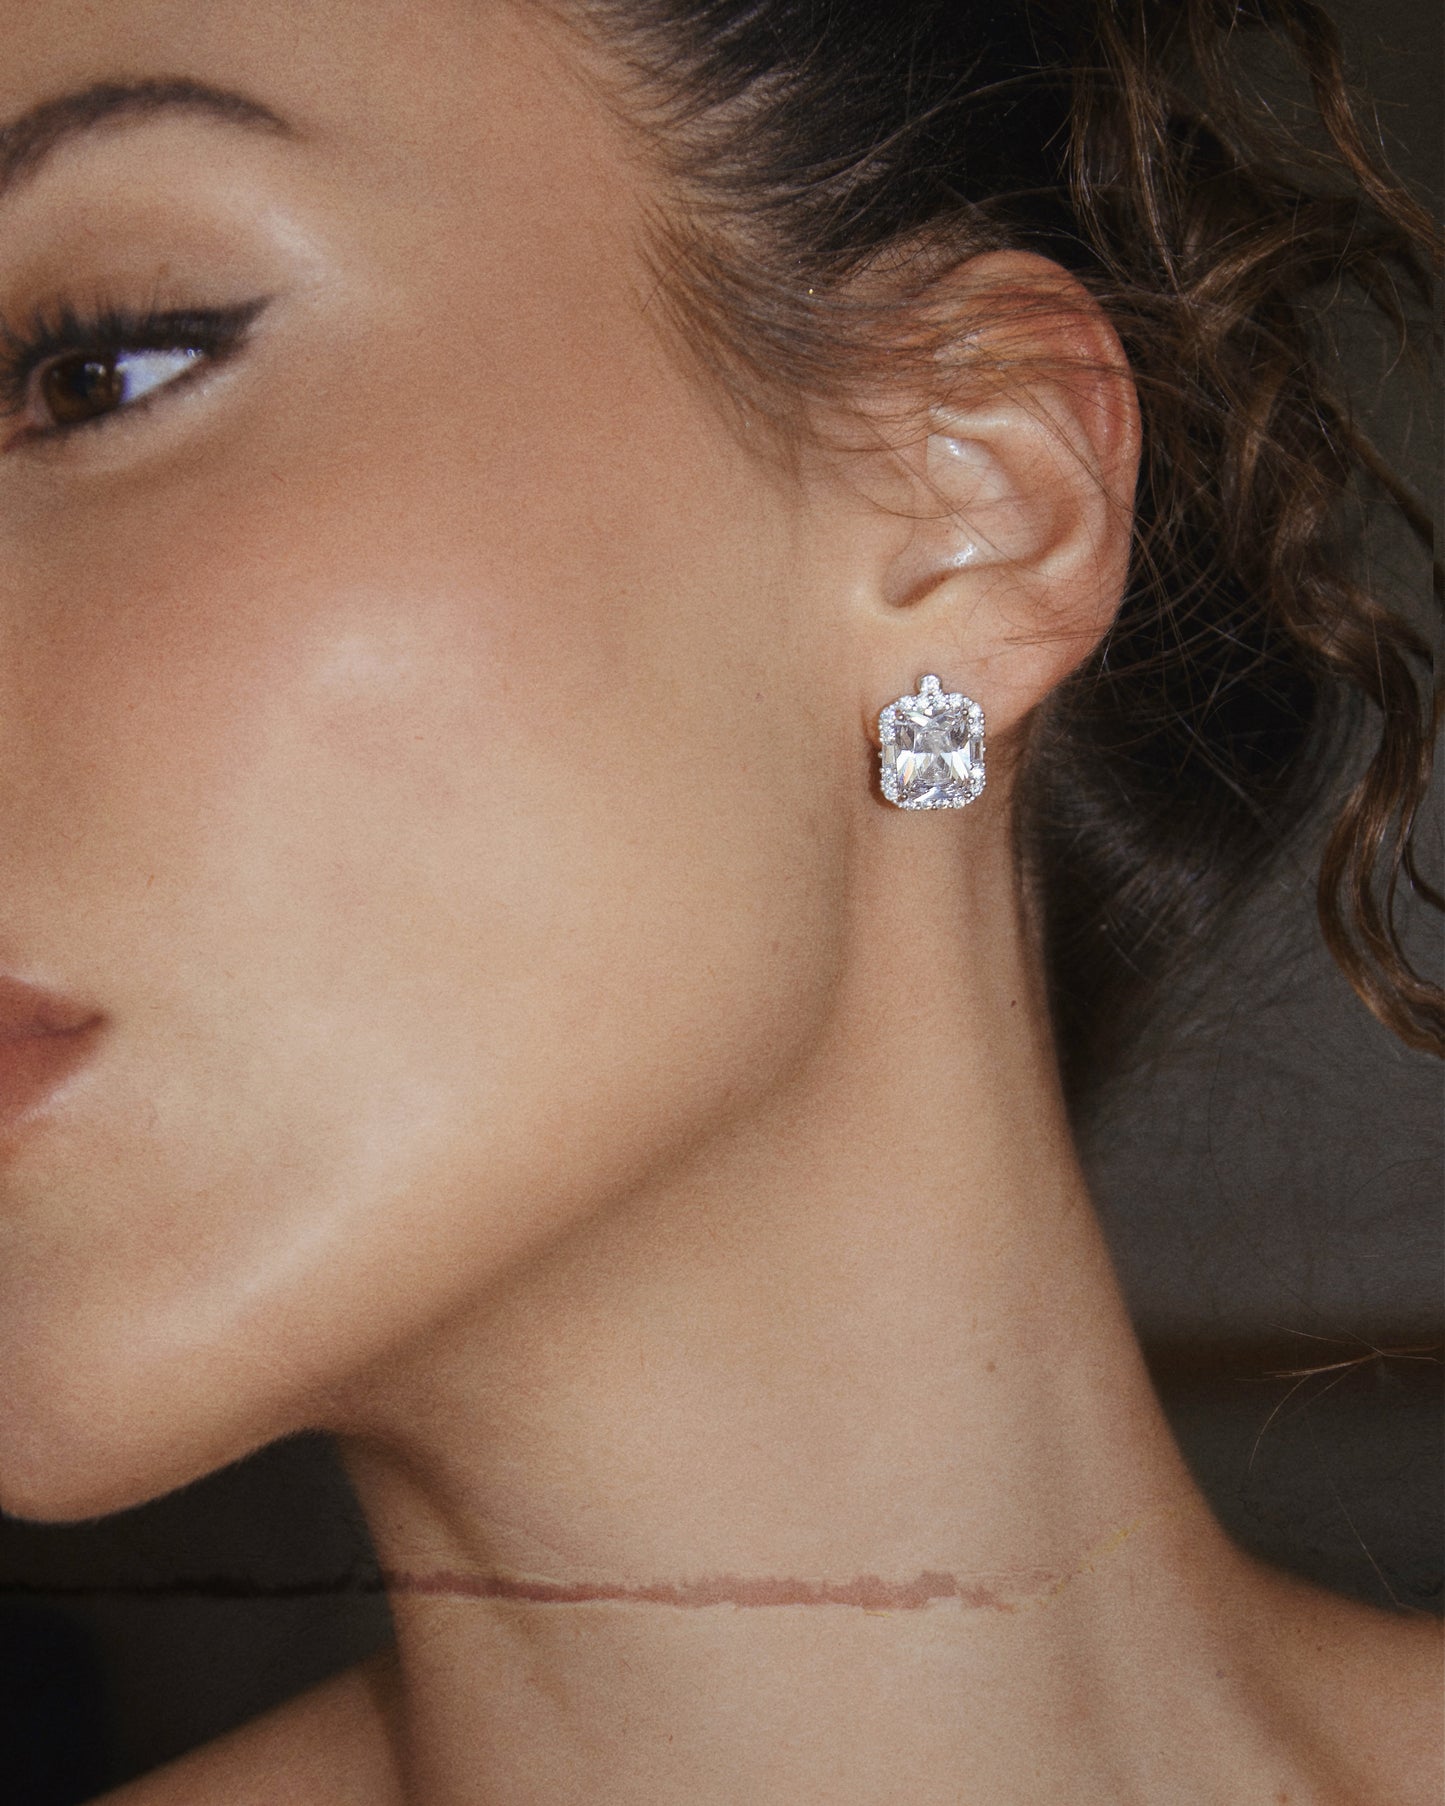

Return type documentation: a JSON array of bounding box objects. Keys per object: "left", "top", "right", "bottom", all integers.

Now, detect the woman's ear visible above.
[{"left": 844, "top": 250, "right": 1140, "bottom": 746}]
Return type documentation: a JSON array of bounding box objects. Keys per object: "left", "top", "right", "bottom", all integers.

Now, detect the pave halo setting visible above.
[{"left": 878, "top": 675, "right": 986, "bottom": 810}]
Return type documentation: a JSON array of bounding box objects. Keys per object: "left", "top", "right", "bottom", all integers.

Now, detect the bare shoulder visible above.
[
  {"left": 1322, "top": 1596, "right": 1443, "bottom": 1805},
  {"left": 1253, "top": 1563, "right": 1444, "bottom": 1806},
  {"left": 93, "top": 1653, "right": 403, "bottom": 1806}
]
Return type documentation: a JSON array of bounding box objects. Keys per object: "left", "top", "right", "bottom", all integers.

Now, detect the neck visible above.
[{"left": 333, "top": 832, "right": 1266, "bottom": 1803}]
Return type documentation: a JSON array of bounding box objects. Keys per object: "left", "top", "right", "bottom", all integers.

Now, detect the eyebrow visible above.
[{"left": 0, "top": 77, "right": 294, "bottom": 204}]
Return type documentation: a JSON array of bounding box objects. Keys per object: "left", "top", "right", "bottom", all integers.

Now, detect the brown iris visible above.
[{"left": 39, "top": 354, "right": 127, "bottom": 426}]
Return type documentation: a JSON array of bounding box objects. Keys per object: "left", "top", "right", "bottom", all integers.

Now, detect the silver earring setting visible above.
[{"left": 878, "top": 675, "right": 986, "bottom": 810}]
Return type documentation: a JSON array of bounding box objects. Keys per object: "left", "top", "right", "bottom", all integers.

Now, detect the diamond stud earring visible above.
[{"left": 878, "top": 675, "right": 986, "bottom": 810}]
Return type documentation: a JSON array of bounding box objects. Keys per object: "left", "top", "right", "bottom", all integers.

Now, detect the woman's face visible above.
[{"left": 0, "top": 0, "right": 859, "bottom": 1517}]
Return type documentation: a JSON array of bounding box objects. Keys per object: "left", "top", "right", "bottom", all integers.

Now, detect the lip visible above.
[{"left": 0, "top": 974, "right": 105, "bottom": 1137}]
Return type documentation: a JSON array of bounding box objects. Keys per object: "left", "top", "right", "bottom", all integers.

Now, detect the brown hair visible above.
[{"left": 571, "top": 0, "right": 1441, "bottom": 1101}]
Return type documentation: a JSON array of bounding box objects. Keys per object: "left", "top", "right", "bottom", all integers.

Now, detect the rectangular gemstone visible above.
[{"left": 879, "top": 683, "right": 985, "bottom": 809}]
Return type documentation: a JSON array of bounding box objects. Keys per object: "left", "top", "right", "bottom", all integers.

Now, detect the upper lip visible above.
[{"left": 0, "top": 973, "right": 102, "bottom": 1041}]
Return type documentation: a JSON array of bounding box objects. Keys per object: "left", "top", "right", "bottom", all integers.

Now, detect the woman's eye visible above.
[
  {"left": 0, "top": 299, "right": 270, "bottom": 446},
  {"left": 35, "top": 345, "right": 204, "bottom": 430}
]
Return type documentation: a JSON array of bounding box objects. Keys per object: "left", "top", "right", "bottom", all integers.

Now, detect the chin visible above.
[
  {"left": 0, "top": 1431, "right": 176, "bottom": 1528},
  {"left": 0, "top": 1335, "right": 289, "bottom": 1528},
  {"left": 0, "top": 1418, "right": 280, "bottom": 1529}
]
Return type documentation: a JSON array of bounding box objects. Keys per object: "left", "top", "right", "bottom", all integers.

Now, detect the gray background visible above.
[{"left": 0, "top": 1, "right": 1440, "bottom": 1795}]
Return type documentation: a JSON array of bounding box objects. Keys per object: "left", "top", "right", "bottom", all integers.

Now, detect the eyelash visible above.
[{"left": 0, "top": 296, "right": 269, "bottom": 441}]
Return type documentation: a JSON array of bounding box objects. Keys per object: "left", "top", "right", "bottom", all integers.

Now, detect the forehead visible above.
[{"left": 0, "top": 0, "right": 610, "bottom": 198}]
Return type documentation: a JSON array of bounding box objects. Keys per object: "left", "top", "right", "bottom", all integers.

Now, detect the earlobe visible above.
[{"left": 862, "top": 251, "right": 1140, "bottom": 740}]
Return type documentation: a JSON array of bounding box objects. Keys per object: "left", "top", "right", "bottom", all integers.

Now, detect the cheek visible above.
[{"left": 0, "top": 340, "right": 847, "bottom": 1520}]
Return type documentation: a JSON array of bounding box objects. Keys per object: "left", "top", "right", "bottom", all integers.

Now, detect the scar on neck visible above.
[
  {"left": 380, "top": 1507, "right": 1178, "bottom": 1612},
  {"left": 383, "top": 1569, "right": 1025, "bottom": 1610}
]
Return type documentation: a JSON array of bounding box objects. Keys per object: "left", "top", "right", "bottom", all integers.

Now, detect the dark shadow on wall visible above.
[{"left": 0, "top": 1604, "right": 110, "bottom": 1806}]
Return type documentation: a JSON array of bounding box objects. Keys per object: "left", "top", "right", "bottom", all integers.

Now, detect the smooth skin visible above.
[{"left": 0, "top": 2, "right": 1436, "bottom": 1802}]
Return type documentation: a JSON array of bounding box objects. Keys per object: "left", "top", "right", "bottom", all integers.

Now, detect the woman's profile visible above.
[{"left": 0, "top": 0, "right": 1438, "bottom": 1800}]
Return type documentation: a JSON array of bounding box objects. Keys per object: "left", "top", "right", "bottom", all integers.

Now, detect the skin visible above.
[{"left": 0, "top": 1, "right": 1437, "bottom": 1801}]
